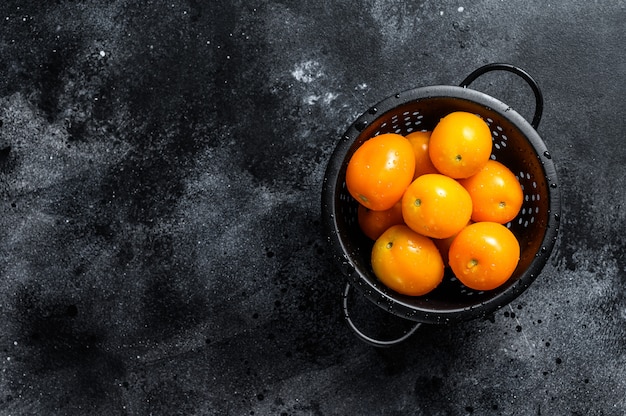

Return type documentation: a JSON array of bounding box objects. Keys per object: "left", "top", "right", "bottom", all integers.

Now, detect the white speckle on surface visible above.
[
  {"left": 322, "top": 92, "right": 338, "bottom": 104},
  {"left": 458, "top": 6, "right": 464, "bottom": 12},
  {"left": 304, "top": 92, "right": 338, "bottom": 106},
  {"left": 291, "top": 60, "right": 323, "bottom": 83},
  {"left": 305, "top": 95, "right": 319, "bottom": 105},
  {"left": 99, "top": 50, "right": 106, "bottom": 57}
]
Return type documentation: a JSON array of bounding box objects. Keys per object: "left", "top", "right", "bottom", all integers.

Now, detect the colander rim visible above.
[{"left": 322, "top": 84, "right": 560, "bottom": 324}]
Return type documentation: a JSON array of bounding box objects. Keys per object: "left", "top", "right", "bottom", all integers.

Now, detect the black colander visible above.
[{"left": 322, "top": 63, "right": 560, "bottom": 347}]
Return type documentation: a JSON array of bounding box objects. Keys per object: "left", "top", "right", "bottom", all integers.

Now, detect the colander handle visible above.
[
  {"left": 342, "top": 282, "right": 421, "bottom": 348},
  {"left": 459, "top": 63, "right": 544, "bottom": 130}
]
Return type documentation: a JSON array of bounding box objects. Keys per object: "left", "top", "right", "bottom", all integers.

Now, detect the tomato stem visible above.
[
  {"left": 414, "top": 198, "right": 421, "bottom": 207},
  {"left": 467, "top": 258, "right": 479, "bottom": 269}
]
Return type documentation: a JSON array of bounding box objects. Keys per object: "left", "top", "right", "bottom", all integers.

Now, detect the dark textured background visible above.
[{"left": 0, "top": 1, "right": 625, "bottom": 415}]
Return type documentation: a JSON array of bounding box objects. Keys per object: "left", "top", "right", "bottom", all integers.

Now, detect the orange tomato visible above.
[
  {"left": 357, "top": 201, "right": 404, "bottom": 240},
  {"left": 346, "top": 133, "right": 416, "bottom": 211},
  {"left": 405, "top": 131, "right": 439, "bottom": 179},
  {"left": 371, "top": 224, "right": 444, "bottom": 296},
  {"left": 401, "top": 173, "right": 472, "bottom": 239},
  {"left": 458, "top": 160, "right": 524, "bottom": 224},
  {"left": 429, "top": 111, "right": 493, "bottom": 179},
  {"left": 448, "top": 222, "right": 520, "bottom": 291}
]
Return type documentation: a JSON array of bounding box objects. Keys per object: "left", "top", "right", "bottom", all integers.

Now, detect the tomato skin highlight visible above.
[
  {"left": 371, "top": 225, "right": 444, "bottom": 296},
  {"left": 448, "top": 222, "right": 520, "bottom": 291},
  {"left": 346, "top": 133, "right": 416, "bottom": 211}
]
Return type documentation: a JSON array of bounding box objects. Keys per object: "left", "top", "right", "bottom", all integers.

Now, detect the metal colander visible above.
[{"left": 322, "top": 63, "right": 561, "bottom": 346}]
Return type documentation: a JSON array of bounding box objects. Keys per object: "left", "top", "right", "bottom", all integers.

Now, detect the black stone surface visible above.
[{"left": 1, "top": 1, "right": 625, "bottom": 415}]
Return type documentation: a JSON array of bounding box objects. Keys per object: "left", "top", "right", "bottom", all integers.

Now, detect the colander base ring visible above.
[{"left": 342, "top": 282, "right": 422, "bottom": 348}]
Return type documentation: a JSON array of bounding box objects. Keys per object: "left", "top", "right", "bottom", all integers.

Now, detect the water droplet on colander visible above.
[
  {"left": 368, "top": 107, "right": 378, "bottom": 115},
  {"left": 550, "top": 183, "right": 557, "bottom": 188},
  {"left": 554, "top": 213, "right": 561, "bottom": 221},
  {"left": 541, "top": 246, "right": 547, "bottom": 253},
  {"left": 543, "top": 151, "right": 552, "bottom": 159},
  {"left": 354, "top": 120, "right": 368, "bottom": 131}
]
